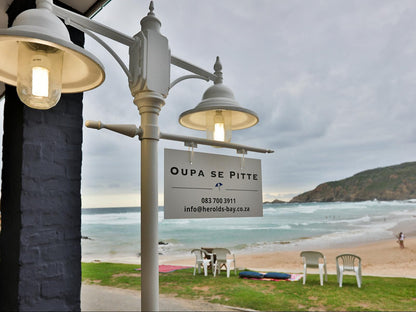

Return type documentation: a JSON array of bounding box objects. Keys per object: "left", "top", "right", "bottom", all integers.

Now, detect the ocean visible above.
[{"left": 81, "top": 200, "right": 416, "bottom": 263}]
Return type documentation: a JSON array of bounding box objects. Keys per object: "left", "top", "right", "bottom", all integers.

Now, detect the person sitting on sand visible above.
[{"left": 397, "top": 232, "right": 405, "bottom": 249}]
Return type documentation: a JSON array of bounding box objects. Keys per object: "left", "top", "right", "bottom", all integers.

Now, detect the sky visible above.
[{"left": 64, "top": 0, "right": 416, "bottom": 207}]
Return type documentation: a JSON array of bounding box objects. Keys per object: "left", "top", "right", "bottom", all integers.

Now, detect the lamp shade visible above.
[
  {"left": 0, "top": 7, "right": 105, "bottom": 94},
  {"left": 179, "top": 82, "right": 258, "bottom": 141}
]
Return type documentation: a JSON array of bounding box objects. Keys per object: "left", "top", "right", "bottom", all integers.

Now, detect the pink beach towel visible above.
[
  {"left": 135, "top": 265, "right": 191, "bottom": 273},
  {"left": 158, "top": 265, "right": 191, "bottom": 273}
]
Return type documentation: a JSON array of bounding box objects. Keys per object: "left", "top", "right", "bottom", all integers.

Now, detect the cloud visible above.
[
  {"left": 3, "top": 0, "right": 414, "bottom": 207},
  {"left": 33, "top": 0, "right": 412, "bottom": 206}
]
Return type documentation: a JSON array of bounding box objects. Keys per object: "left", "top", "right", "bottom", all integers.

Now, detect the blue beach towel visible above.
[
  {"left": 264, "top": 272, "right": 291, "bottom": 279},
  {"left": 239, "top": 271, "right": 264, "bottom": 279}
]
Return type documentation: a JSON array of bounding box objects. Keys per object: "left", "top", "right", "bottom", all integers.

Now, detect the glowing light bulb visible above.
[
  {"left": 214, "top": 122, "right": 225, "bottom": 141},
  {"left": 17, "top": 42, "right": 63, "bottom": 109},
  {"left": 213, "top": 111, "right": 225, "bottom": 141},
  {"left": 32, "top": 66, "right": 49, "bottom": 97}
]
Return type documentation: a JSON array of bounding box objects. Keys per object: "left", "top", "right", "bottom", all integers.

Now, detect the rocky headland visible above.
[{"left": 290, "top": 162, "right": 416, "bottom": 203}]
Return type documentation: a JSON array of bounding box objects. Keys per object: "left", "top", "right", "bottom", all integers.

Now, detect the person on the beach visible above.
[{"left": 397, "top": 232, "right": 405, "bottom": 249}]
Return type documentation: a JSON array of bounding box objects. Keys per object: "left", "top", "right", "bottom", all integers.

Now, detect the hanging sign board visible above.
[{"left": 164, "top": 148, "right": 263, "bottom": 219}]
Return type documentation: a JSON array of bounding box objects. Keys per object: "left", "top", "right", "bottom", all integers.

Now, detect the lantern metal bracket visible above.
[{"left": 85, "top": 120, "right": 275, "bottom": 155}]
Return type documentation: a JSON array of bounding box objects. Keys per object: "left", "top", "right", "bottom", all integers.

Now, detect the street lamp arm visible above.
[
  {"left": 85, "top": 120, "right": 141, "bottom": 138},
  {"left": 170, "top": 74, "right": 209, "bottom": 90},
  {"left": 160, "top": 131, "right": 275, "bottom": 154},
  {"left": 48, "top": 0, "right": 136, "bottom": 47},
  {"left": 36, "top": 0, "right": 135, "bottom": 80},
  {"left": 72, "top": 24, "right": 132, "bottom": 81},
  {"left": 171, "top": 55, "right": 217, "bottom": 83},
  {"left": 85, "top": 120, "right": 274, "bottom": 154}
]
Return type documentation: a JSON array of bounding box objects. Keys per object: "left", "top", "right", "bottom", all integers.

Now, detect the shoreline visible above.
[
  {"left": 83, "top": 236, "right": 416, "bottom": 279},
  {"left": 82, "top": 217, "right": 416, "bottom": 278}
]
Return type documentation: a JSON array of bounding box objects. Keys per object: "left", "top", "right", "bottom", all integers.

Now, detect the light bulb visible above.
[
  {"left": 17, "top": 42, "right": 63, "bottom": 109},
  {"left": 213, "top": 115, "right": 225, "bottom": 141},
  {"left": 206, "top": 110, "right": 232, "bottom": 143},
  {"left": 32, "top": 66, "right": 49, "bottom": 97}
]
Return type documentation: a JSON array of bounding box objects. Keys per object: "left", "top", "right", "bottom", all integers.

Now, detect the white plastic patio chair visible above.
[
  {"left": 212, "top": 248, "right": 236, "bottom": 278},
  {"left": 191, "top": 249, "right": 212, "bottom": 276},
  {"left": 336, "top": 254, "right": 362, "bottom": 288},
  {"left": 300, "top": 251, "right": 328, "bottom": 286}
]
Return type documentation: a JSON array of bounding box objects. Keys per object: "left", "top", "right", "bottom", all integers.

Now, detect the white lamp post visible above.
[{"left": 0, "top": 1, "right": 273, "bottom": 310}]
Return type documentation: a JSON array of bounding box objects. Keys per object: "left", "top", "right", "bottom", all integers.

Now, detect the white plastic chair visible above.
[
  {"left": 191, "top": 249, "right": 212, "bottom": 276},
  {"left": 300, "top": 251, "right": 328, "bottom": 286},
  {"left": 336, "top": 254, "right": 362, "bottom": 288},
  {"left": 212, "top": 248, "right": 236, "bottom": 278}
]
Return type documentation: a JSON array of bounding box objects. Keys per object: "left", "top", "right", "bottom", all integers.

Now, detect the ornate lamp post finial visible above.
[
  {"left": 148, "top": 1, "right": 155, "bottom": 16},
  {"left": 213, "top": 56, "right": 223, "bottom": 84}
]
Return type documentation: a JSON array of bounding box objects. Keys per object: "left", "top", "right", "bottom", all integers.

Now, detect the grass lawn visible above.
[{"left": 82, "top": 262, "right": 416, "bottom": 311}]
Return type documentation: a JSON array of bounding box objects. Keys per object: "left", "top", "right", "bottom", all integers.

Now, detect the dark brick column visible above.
[{"left": 0, "top": 1, "right": 85, "bottom": 310}]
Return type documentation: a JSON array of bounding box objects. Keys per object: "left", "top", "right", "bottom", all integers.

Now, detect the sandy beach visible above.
[
  {"left": 82, "top": 217, "right": 416, "bottom": 278},
  {"left": 162, "top": 220, "right": 416, "bottom": 278},
  {"left": 163, "top": 237, "right": 416, "bottom": 278}
]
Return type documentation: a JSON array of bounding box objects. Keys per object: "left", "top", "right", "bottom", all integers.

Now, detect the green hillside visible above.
[{"left": 290, "top": 162, "right": 416, "bottom": 202}]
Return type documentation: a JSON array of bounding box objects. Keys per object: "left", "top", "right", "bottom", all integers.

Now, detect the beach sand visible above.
[
  {"left": 83, "top": 218, "right": 416, "bottom": 278},
  {"left": 163, "top": 237, "right": 416, "bottom": 278},
  {"left": 162, "top": 220, "right": 416, "bottom": 278}
]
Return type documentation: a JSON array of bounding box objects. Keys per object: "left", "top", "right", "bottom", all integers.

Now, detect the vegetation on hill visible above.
[{"left": 290, "top": 162, "right": 416, "bottom": 203}]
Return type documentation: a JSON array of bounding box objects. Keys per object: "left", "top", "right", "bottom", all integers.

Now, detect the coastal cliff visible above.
[{"left": 290, "top": 162, "right": 416, "bottom": 202}]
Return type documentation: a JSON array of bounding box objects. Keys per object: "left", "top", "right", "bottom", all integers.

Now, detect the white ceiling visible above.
[{"left": 60, "top": 0, "right": 105, "bottom": 14}]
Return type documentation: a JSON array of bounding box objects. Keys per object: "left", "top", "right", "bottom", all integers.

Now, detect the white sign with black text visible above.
[{"left": 164, "top": 148, "right": 263, "bottom": 219}]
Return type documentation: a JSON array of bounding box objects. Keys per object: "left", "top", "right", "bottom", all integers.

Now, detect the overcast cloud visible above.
[{"left": 59, "top": 0, "right": 416, "bottom": 207}]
